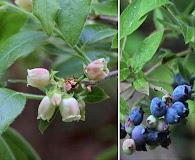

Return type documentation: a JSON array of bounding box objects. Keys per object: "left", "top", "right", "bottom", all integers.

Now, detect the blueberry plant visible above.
[
  {"left": 0, "top": 0, "right": 118, "bottom": 159},
  {"left": 120, "top": 0, "right": 195, "bottom": 159}
]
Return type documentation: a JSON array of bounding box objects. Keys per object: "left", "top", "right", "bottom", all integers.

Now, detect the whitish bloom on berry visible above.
[
  {"left": 59, "top": 97, "right": 81, "bottom": 122},
  {"left": 78, "top": 100, "right": 86, "bottom": 121},
  {"left": 51, "top": 93, "right": 62, "bottom": 106},
  {"left": 15, "top": 0, "right": 32, "bottom": 11},
  {"left": 27, "top": 68, "right": 50, "bottom": 88},
  {"left": 122, "top": 139, "right": 136, "bottom": 155},
  {"left": 86, "top": 58, "right": 109, "bottom": 81},
  {"left": 37, "top": 96, "right": 56, "bottom": 122}
]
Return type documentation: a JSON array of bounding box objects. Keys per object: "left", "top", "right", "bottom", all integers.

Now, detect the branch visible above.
[
  {"left": 81, "top": 70, "right": 118, "bottom": 85},
  {"left": 149, "top": 83, "right": 171, "bottom": 96}
]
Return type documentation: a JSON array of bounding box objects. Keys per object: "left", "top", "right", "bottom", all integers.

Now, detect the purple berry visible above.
[
  {"left": 150, "top": 97, "right": 167, "bottom": 117},
  {"left": 172, "top": 101, "right": 188, "bottom": 118},
  {"left": 165, "top": 108, "right": 180, "bottom": 124},
  {"left": 159, "top": 131, "right": 171, "bottom": 149},
  {"left": 120, "top": 123, "right": 127, "bottom": 139},
  {"left": 129, "top": 106, "right": 144, "bottom": 126},
  {"left": 144, "top": 129, "right": 160, "bottom": 145},
  {"left": 132, "top": 125, "right": 145, "bottom": 145},
  {"left": 172, "top": 85, "right": 193, "bottom": 102}
]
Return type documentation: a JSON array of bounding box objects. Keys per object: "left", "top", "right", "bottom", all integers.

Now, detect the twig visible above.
[
  {"left": 124, "top": 88, "right": 136, "bottom": 101},
  {"left": 145, "top": 48, "right": 192, "bottom": 76},
  {"left": 120, "top": 83, "right": 132, "bottom": 94},
  {"left": 81, "top": 70, "right": 118, "bottom": 85},
  {"left": 149, "top": 83, "right": 171, "bottom": 96}
]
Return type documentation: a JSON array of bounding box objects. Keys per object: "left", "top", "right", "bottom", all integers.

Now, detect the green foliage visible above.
[
  {"left": 33, "top": 0, "right": 60, "bottom": 36},
  {"left": 120, "top": 97, "right": 129, "bottom": 115},
  {"left": 0, "top": 31, "right": 47, "bottom": 78},
  {"left": 56, "top": 0, "right": 92, "bottom": 47},
  {"left": 0, "top": 88, "right": 26, "bottom": 135},
  {"left": 2, "top": 127, "right": 40, "bottom": 160},
  {"left": 0, "top": 12, "right": 27, "bottom": 44},
  {"left": 131, "top": 30, "right": 164, "bottom": 73},
  {"left": 84, "top": 86, "right": 110, "bottom": 103},
  {"left": 92, "top": 0, "right": 118, "bottom": 16}
]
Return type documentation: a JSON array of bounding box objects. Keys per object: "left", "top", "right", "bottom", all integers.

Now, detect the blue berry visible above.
[
  {"left": 172, "top": 85, "right": 193, "bottom": 102},
  {"left": 144, "top": 129, "right": 160, "bottom": 145},
  {"left": 129, "top": 106, "right": 144, "bottom": 126},
  {"left": 165, "top": 108, "right": 180, "bottom": 124},
  {"left": 150, "top": 97, "right": 167, "bottom": 117},
  {"left": 172, "top": 101, "right": 188, "bottom": 118},
  {"left": 120, "top": 123, "right": 127, "bottom": 139},
  {"left": 159, "top": 131, "right": 171, "bottom": 149},
  {"left": 132, "top": 125, "right": 145, "bottom": 145}
]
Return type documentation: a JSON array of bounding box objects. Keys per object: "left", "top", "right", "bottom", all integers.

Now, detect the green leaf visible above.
[
  {"left": 33, "top": 0, "right": 60, "bottom": 36},
  {"left": 120, "top": 97, "right": 129, "bottom": 115},
  {"left": 133, "top": 77, "right": 149, "bottom": 95},
  {"left": 0, "top": 88, "right": 26, "bottom": 135},
  {"left": 2, "top": 127, "right": 40, "bottom": 160},
  {"left": 178, "top": 61, "right": 191, "bottom": 84},
  {"left": 84, "top": 86, "right": 109, "bottom": 103},
  {"left": 38, "top": 109, "right": 59, "bottom": 134},
  {"left": 138, "top": 0, "right": 172, "bottom": 18},
  {"left": 180, "top": 22, "right": 195, "bottom": 44},
  {"left": 0, "top": 12, "right": 27, "bottom": 44},
  {"left": 80, "top": 24, "right": 117, "bottom": 47},
  {"left": 131, "top": 30, "right": 164, "bottom": 73},
  {"left": 192, "top": 10, "right": 195, "bottom": 16},
  {"left": 111, "top": 33, "right": 118, "bottom": 49},
  {"left": 56, "top": 0, "right": 92, "bottom": 47},
  {"left": 92, "top": 0, "right": 118, "bottom": 16},
  {"left": 120, "top": 0, "right": 147, "bottom": 39},
  {"left": 153, "top": 8, "right": 164, "bottom": 29},
  {"left": 120, "top": 60, "right": 130, "bottom": 81},
  {"left": 0, "top": 136, "right": 15, "bottom": 160},
  {"left": 0, "top": 31, "right": 47, "bottom": 79},
  {"left": 96, "top": 145, "right": 117, "bottom": 160}
]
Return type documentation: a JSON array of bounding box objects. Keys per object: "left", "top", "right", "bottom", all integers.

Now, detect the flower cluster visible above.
[
  {"left": 27, "top": 58, "right": 109, "bottom": 122},
  {"left": 121, "top": 84, "right": 194, "bottom": 155}
]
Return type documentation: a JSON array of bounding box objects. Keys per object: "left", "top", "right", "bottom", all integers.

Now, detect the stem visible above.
[
  {"left": 145, "top": 48, "right": 192, "bottom": 76},
  {"left": 120, "top": 83, "right": 132, "bottom": 94},
  {"left": 164, "top": 6, "right": 181, "bottom": 27},
  {"left": 8, "top": 79, "right": 27, "bottom": 84},
  {"left": 132, "top": 95, "right": 146, "bottom": 108},
  {"left": 75, "top": 75, "right": 85, "bottom": 82},
  {"left": 121, "top": 36, "right": 127, "bottom": 52},
  {"left": 17, "top": 92, "right": 44, "bottom": 100},
  {"left": 149, "top": 83, "right": 171, "bottom": 96},
  {"left": 0, "top": 1, "right": 36, "bottom": 20},
  {"left": 73, "top": 45, "right": 91, "bottom": 63},
  {"left": 124, "top": 88, "right": 136, "bottom": 101},
  {"left": 82, "top": 70, "right": 118, "bottom": 85}
]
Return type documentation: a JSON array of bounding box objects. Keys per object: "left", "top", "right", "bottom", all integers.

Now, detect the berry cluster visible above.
[{"left": 121, "top": 84, "right": 194, "bottom": 155}]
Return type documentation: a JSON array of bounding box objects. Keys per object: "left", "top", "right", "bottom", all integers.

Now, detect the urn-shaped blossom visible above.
[
  {"left": 37, "top": 96, "right": 56, "bottom": 122},
  {"left": 27, "top": 68, "right": 50, "bottom": 88},
  {"left": 51, "top": 93, "right": 62, "bottom": 106},
  {"left": 78, "top": 100, "right": 86, "bottom": 121},
  {"left": 86, "top": 58, "right": 109, "bottom": 81},
  {"left": 59, "top": 97, "right": 81, "bottom": 122}
]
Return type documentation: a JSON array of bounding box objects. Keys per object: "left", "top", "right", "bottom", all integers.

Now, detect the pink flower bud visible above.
[
  {"left": 78, "top": 100, "right": 86, "bottom": 121},
  {"left": 59, "top": 97, "right": 81, "bottom": 122},
  {"left": 86, "top": 58, "right": 109, "bottom": 81},
  {"left": 51, "top": 93, "right": 62, "bottom": 106},
  {"left": 37, "top": 96, "right": 55, "bottom": 122},
  {"left": 15, "top": 0, "right": 32, "bottom": 11},
  {"left": 27, "top": 68, "right": 50, "bottom": 88}
]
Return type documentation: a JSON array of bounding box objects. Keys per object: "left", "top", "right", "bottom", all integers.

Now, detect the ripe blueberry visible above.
[
  {"left": 150, "top": 97, "right": 167, "bottom": 117},
  {"left": 129, "top": 106, "right": 144, "bottom": 126},
  {"left": 132, "top": 125, "right": 145, "bottom": 145},
  {"left": 165, "top": 108, "right": 180, "bottom": 124},
  {"left": 144, "top": 129, "right": 160, "bottom": 146},
  {"left": 172, "top": 101, "right": 188, "bottom": 118},
  {"left": 172, "top": 84, "right": 193, "bottom": 102}
]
